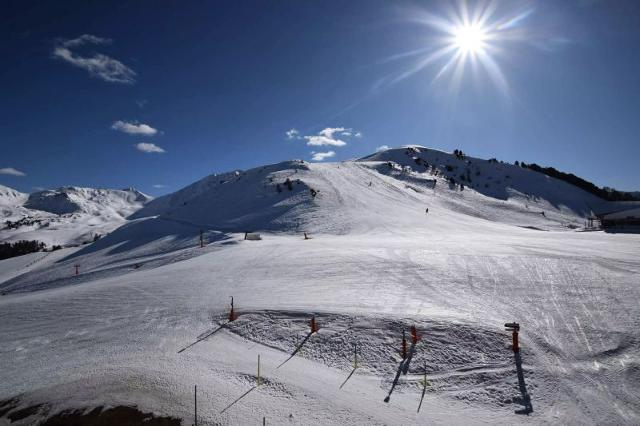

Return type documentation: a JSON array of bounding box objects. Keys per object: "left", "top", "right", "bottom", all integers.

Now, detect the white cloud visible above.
[
  {"left": 286, "top": 128, "right": 301, "bottom": 140},
  {"left": 112, "top": 120, "right": 158, "bottom": 136},
  {"left": 319, "top": 127, "right": 348, "bottom": 139},
  {"left": 376, "top": 145, "right": 390, "bottom": 152},
  {"left": 52, "top": 34, "right": 136, "bottom": 84},
  {"left": 311, "top": 151, "right": 336, "bottom": 161},
  {"left": 152, "top": 184, "right": 165, "bottom": 188},
  {"left": 0, "top": 167, "right": 26, "bottom": 176},
  {"left": 355, "top": 132, "right": 363, "bottom": 138},
  {"left": 135, "top": 142, "right": 165, "bottom": 153},
  {"left": 305, "top": 135, "right": 347, "bottom": 147},
  {"left": 303, "top": 127, "right": 360, "bottom": 147}
]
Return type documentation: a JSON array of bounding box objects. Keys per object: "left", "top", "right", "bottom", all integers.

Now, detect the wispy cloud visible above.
[
  {"left": 0, "top": 167, "right": 26, "bottom": 176},
  {"left": 135, "top": 142, "right": 165, "bottom": 153},
  {"left": 311, "top": 151, "right": 336, "bottom": 161},
  {"left": 112, "top": 120, "right": 158, "bottom": 136},
  {"left": 152, "top": 184, "right": 165, "bottom": 188},
  {"left": 304, "top": 127, "right": 359, "bottom": 147},
  {"left": 52, "top": 34, "right": 136, "bottom": 84},
  {"left": 286, "top": 128, "right": 301, "bottom": 140},
  {"left": 376, "top": 145, "right": 390, "bottom": 152}
]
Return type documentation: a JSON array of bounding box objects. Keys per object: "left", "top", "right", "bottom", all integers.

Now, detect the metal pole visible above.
[{"left": 194, "top": 385, "right": 197, "bottom": 426}]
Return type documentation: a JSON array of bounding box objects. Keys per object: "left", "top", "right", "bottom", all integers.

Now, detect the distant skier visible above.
[{"left": 425, "top": 208, "right": 429, "bottom": 214}]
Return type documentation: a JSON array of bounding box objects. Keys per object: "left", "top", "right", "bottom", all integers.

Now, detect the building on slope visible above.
[{"left": 595, "top": 206, "right": 640, "bottom": 230}]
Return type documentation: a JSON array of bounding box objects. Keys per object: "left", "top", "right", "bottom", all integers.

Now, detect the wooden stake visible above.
[
  {"left": 418, "top": 362, "right": 429, "bottom": 413},
  {"left": 257, "top": 354, "right": 261, "bottom": 387},
  {"left": 353, "top": 342, "right": 358, "bottom": 369}
]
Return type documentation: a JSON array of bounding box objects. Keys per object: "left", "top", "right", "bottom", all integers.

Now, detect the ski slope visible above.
[{"left": 1, "top": 148, "right": 639, "bottom": 425}]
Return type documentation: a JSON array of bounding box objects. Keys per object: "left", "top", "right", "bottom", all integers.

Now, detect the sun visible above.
[
  {"left": 453, "top": 24, "right": 487, "bottom": 54},
  {"left": 379, "top": 2, "right": 534, "bottom": 95}
]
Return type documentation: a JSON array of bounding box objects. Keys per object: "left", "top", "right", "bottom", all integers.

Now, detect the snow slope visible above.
[
  {"left": 132, "top": 147, "right": 616, "bottom": 235},
  {"left": 0, "top": 186, "right": 151, "bottom": 247},
  {"left": 1, "top": 148, "right": 639, "bottom": 425}
]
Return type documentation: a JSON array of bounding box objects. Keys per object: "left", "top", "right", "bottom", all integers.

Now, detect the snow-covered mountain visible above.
[
  {"left": 0, "top": 185, "right": 29, "bottom": 221},
  {"left": 132, "top": 146, "right": 617, "bottom": 234},
  {"left": 25, "top": 186, "right": 150, "bottom": 216},
  {"left": 0, "top": 184, "right": 28, "bottom": 206},
  {"left": 2, "top": 147, "right": 639, "bottom": 425},
  {"left": 0, "top": 186, "right": 151, "bottom": 247}
]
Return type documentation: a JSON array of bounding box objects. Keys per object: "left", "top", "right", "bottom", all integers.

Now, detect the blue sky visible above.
[{"left": 1, "top": 0, "right": 639, "bottom": 195}]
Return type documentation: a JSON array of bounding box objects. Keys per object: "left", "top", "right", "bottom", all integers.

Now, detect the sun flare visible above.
[
  {"left": 380, "top": 2, "right": 536, "bottom": 96},
  {"left": 453, "top": 24, "right": 487, "bottom": 54}
]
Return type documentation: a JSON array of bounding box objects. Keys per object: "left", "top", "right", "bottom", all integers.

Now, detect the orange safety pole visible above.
[
  {"left": 505, "top": 322, "right": 520, "bottom": 353},
  {"left": 411, "top": 325, "right": 419, "bottom": 345}
]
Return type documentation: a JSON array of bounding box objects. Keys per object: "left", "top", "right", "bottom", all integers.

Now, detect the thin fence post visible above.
[
  {"left": 354, "top": 342, "right": 358, "bottom": 369},
  {"left": 257, "top": 354, "right": 261, "bottom": 387},
  {"left": 194, "top": 384, "right": 197, "bottom": 426}
]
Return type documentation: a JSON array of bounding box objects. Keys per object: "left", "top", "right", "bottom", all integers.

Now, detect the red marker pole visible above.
[
  {"left": 310, "top": 316, "right": 318, "bottom": 333},
  {"left": 228, "top": 297, "right": 236, "bottom": 322},
  {"left": 505, "top": 322, "right": 520, "bottom": 353},
  {"left": 411, "top": 325, "right": 418, "bottom": 345}
]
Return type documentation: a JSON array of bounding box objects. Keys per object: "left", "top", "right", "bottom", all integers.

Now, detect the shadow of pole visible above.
[
  {"left": 220, "top": 386, "right": 256, "bottom": 414},
  {"left": 514, "top": 351, "right": 533, "bottom": 415},
  {"left": 339, "top": 367, "right": 357, "bottom": 390},
  {"left": 277, "top": 331, "right": 314, "bottom": 369},
  {"left": 384, "top": 343, "right": 416, "bottom": 403},
  {"left": 177, "top": 323, "right": 228, "bottom": 354}
]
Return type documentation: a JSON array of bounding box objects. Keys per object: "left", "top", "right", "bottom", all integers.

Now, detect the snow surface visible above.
[
  {"left": 1, "top": 147, "right": 639, "bottom": 425},
  {"left": 0, "top": 186, "right": 151, "bottom": 247}
]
